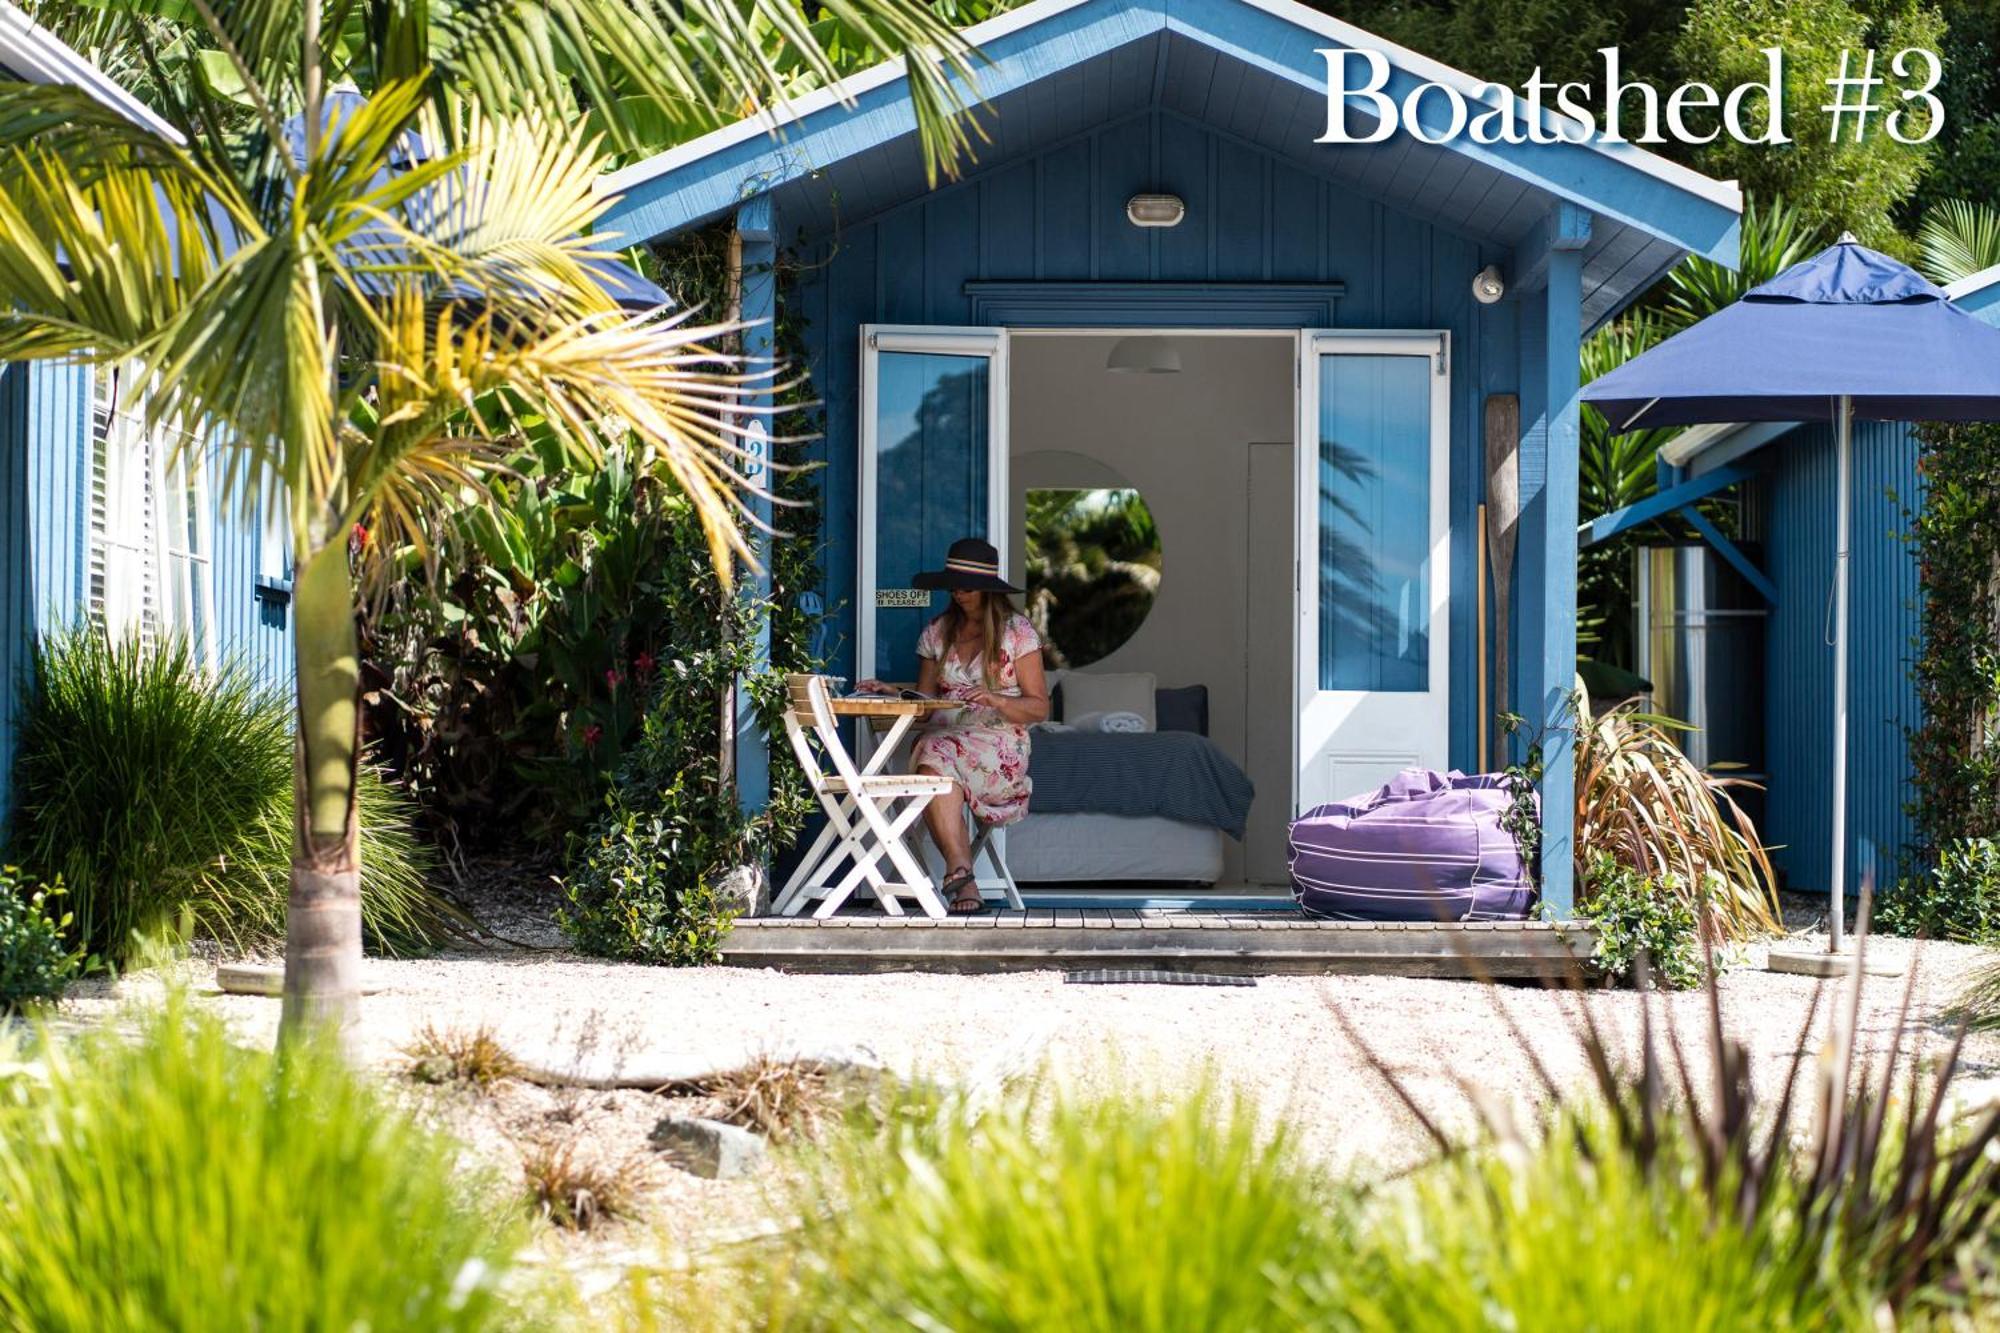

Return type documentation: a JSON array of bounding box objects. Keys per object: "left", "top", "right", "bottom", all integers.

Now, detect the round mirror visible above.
[{"left": 1023, "top": 486, "right": 1162, "bottom": 669}]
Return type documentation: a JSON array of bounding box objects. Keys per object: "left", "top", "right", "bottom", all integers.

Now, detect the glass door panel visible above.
[{"left": 1296, "top": 331, "right": 1451, "bottom": 813}]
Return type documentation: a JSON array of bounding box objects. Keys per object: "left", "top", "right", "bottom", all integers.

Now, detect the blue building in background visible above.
[
  {"left": 1646, "top": 264, "right": 2000, "bottom": 898},
  {"left": 0, "top": 6, "right": 291, "bottom": 823}
]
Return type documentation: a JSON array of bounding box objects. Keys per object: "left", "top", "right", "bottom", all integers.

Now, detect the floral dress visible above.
[{"left": 910, "top": 612, "right": 1041, "bottom": 827}]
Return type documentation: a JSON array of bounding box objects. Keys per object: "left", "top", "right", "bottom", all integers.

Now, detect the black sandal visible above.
[{"left": 943, "top": 867, "right": 985, "bottom": 914}]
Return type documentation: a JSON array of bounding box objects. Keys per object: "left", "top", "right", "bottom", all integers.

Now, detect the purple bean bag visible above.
[{"left": 1288, "top": 769, "right": 1536, "bottom": 922}]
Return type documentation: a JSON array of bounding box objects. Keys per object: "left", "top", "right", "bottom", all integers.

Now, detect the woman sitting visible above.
[{"left": 858, "top": 537, "right": 1049, "bottom": 913}]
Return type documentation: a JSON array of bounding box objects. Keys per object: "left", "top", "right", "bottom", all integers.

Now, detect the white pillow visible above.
[{"left": 1060, "top": 670, "right": 1156, "bottom": 731}]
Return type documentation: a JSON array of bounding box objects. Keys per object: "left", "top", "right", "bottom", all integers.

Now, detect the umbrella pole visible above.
[{"left": 1829, "top": 394, "right": 1853, "bottom": 952}]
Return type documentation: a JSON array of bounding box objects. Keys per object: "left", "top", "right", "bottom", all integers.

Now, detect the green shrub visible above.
[
  {"left": 7, "top": 629, "right": 461, "bottom": 963},
  {"left": 758, "top": 1080, "right": 1343, "bottom": 1331},
  {"left": 0, "top": 868, "right": 82, "bottom": 1011},
  {"left": 1317, "top": 1112, "right": 1858, "bottom": 1331},
  {"left": 1578, "top": 854, "right": 1704, "bottom": 988},
  {"left": 740, "top": 1080, "right": 1866, "bottom": 1332},
  {"left": 1879, "top": 836, "right": 2000, "bottom": 942},
  {"left": 558, "top": 742, "right": 741, "bottom": 966},
  {"left": 0, "top": 996, "right": 521, "bottom": 1331}
]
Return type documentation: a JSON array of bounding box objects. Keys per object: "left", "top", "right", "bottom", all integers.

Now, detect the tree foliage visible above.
[
  {"left": 1900, "top": 421, "right": 2000, "bottom": 883},
  {"left": 1676, "top": 0, "right": 1944, "bottom": 251}
]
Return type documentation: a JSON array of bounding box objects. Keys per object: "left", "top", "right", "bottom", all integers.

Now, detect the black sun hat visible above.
[{"left": 911, "top": 537, "right": 1022, "bottom": 593}]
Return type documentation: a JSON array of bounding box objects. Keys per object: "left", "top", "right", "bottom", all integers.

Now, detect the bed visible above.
[
  {"left": 1004, "top": 810, "right": 1229, "bottom": 884},
  {"left": 1004, "top": 680, "right": 1255, "bottom": 884}
]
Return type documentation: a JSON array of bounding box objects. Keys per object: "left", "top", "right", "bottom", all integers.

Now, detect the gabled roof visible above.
[
  {"left": 595, "top": 0, "right": 1740, "bottom": 326},
  {"left": 1664, "top": 263, "right": 2000, "bottom": 473},
  {"left": 0, "top": 1, "right": 180, "bottom": 141},
  {"left": 1946, "top": 263, "right": 2000, "bottom": 319}
]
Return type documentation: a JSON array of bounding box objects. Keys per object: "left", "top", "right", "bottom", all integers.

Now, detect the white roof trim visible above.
[
  {"left": 0, "top": 1, "right": 182, "bottom": 143},
  {"left": 1658, "top": 421, "right": 1734, "bottom": 469},
  {"left": 1945, "top": 263, "right": 2000, "bottom": 301},
  {"left": 598, "top": 0, "right": 1741, "bottom": 215}
]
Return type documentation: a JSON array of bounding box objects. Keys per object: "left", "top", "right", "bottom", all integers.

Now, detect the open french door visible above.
[
  {"left": 858, "top": 325, "right": 1010, "bottom": 889},
  {"left": 1295, "top": 330, "right": 1451, "bottom": 813},
  {"left": 857, "top": 326, "right": 1010, "bottom": 684}
]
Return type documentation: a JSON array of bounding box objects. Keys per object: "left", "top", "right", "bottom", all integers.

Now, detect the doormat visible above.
[{"left": 1064, "top": 969, "right": 1256, "bottom": 987}]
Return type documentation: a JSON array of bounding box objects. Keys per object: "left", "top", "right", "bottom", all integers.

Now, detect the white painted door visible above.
[
  {"left": 857, "top": 326, "right": 1011, "bottom": 888},
  {"left": 1295, "top": 330, "right": 1451, "bottom": 813},
  {"left": 857, "top": 326, "right": 1009, "bottom": 684}
]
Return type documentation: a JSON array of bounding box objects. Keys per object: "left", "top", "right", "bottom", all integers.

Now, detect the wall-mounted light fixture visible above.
[
  {"left": 1126, "top": 193, "right": 1186, "bottom": 228},
  {"left": 1105, "top": 336, "right": 1183, "bottom": 374},
  {"left": 1472, "top": 264, "right": 1506, "bottom": 304}
]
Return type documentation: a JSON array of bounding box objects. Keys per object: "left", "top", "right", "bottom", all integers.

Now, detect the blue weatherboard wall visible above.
[{"left": 789, "top": 107, "right": 1517, "bottom": 770}]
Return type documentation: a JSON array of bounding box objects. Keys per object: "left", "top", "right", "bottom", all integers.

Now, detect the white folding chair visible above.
[
  {"left": 773, "top": 674, "right": 954, "bottom": 919},
  {"left": 969, "top": 817, "right": 1026, "bottom": 911}
]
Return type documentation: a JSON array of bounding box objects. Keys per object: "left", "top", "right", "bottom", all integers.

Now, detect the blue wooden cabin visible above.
[
  {"left": 1630, "top": 265, "right": 2000, "bottom": 899},
  {"left": 0, "top": 9, "right": 291, "bottom": 822},
  {"left": 599, "top": 0, "right": 1742, "bottom": 912}
]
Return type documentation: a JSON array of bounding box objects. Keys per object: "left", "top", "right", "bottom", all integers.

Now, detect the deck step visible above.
[{"left": 723, "top": 915, "right": 1592, "bottom": 979}]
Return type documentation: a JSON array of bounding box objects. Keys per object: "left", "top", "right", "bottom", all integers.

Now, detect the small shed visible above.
[
  {"left": 596, "top": 0, "right": 1744, "bottom": 909},
  {"left": 0, "top": 6, "right": 291, "bottom": 823},
  {"left": 1640, "top": 264, "right": 2000, "bottom": 898}
]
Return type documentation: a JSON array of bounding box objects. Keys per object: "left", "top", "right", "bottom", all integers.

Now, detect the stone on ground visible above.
[{"left": 652, "top": 1115, "right": 766, "bottom": 1179}]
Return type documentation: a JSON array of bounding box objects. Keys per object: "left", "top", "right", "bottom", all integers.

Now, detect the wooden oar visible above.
[{"left": 1484, "top": 394, "right": 1520, "bottom": 768}]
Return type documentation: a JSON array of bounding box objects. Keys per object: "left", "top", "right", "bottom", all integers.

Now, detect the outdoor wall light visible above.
[
  {"left": 1105, "top": 336, "right": 1183, "bottom": 374},
  {"left": 1472, "top": 264, "right": 1506, "bottom": 304},
  {"left": 1125, "top": 193, "right": 1186, "bottom": 227}
]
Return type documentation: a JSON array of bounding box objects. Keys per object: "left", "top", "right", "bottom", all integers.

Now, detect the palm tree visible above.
[
  {"left": 0, "top": 0, "right": 979, "bottom": 1039},
  {"left": 1917, "top": 199, "right": 2000, "bottom": 285}
]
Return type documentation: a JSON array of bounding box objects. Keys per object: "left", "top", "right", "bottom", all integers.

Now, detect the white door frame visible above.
[
  {"left": 1293, "top": 329, "right": 1452, "bottom": 815},
  {"left": 856, "top": 326, "right": 1010, "bottom": 686}
]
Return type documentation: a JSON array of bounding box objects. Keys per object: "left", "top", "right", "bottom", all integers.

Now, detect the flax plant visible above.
[
  {"left": 1575, "top": 693, "right": 1783, "bottom": 939},
  {"left": 0, "top": 6, "right": 816, "bottom": 1037}
]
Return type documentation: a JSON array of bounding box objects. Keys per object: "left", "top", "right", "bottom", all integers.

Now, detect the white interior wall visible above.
[{"left": 1007, "top": 334, "right": 1295, "bottom": 885}]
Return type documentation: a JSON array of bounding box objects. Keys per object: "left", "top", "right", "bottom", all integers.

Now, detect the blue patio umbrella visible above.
[{"left": 1584, "top": 238, "right": 2000, "bottom": 947}]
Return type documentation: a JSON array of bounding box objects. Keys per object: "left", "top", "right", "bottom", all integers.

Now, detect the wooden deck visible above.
[{"left": 723, "top": 908, "right": 1591, "bottom": 979}]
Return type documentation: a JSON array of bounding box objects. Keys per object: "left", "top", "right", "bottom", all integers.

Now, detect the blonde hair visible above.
[{"left": 936, "top": 592, "right": 1018, "bottom": 691}]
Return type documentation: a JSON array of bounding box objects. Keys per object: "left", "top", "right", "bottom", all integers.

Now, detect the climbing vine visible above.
[
  {"left": 1901, "top": 421, "right": 2000, "bottom": 874},
  {"left": 557, "top": 225, "right": 824, "bottom": 962}
]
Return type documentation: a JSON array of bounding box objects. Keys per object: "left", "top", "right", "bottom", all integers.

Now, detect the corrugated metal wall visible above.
[
  {"left": 790, "top": 107, "right": 1518, "bottom": 769},
  {"left": 0, "top": 360, "right": 89, "bottom": 826},
  {"left": 1755, "top": 419, "right": 1922, "bottom": 895},
  {"left": 0, "top": 362, "right": 289, "bottom": 830},
  {"left": 206, "top": 460, "right": 292, "bottom": 695}
]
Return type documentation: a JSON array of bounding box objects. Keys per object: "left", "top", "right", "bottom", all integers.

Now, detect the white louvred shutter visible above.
[{"left": 88, "top": 366, "right": 170, "bottom": 651}]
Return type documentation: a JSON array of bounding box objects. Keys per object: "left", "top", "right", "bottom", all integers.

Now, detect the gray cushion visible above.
[{"left": 1155, "top": 684, "right": 1209, "bottom": 737}]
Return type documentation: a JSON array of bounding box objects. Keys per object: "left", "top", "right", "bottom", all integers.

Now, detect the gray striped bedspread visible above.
[{"left": 1026, "top": 730, "right": 1255, "bottom": 839}]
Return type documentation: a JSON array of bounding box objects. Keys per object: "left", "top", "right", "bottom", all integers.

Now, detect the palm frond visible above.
[
  {"left": 355, "top": 285, "right": 765, "bottom": 587},
  {"left": 436, "top": 0, "right": 985, "bottom": 183},
  {"left": 1662, "top": 195, "right": 1818, "bottom": 331},
  {"left": 1917, "top": 199, "right": 2000, "bottom": 286},
  {"left": 0, "top": 141, "right": 232, "bottom": 364}
]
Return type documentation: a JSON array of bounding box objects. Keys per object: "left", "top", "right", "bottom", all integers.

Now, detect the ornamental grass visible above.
[{"left": 6, "top": 628, "right": 464, "bottom": 963}]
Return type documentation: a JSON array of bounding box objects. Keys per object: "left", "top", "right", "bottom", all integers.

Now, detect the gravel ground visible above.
[
  {"left": 55, "top": 914, "right": 2000, "bottom": 1290},
  {"left": 68, "top": 932, "right": 2000, "bottom": 1171}
]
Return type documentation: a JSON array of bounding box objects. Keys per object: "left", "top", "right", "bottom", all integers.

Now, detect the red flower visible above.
[
  {"left": 633, "top": 651, "right": 656, "bottom": 682},
  {"left": 581, "top": 723, "right": 603, "bottom": 749},
  {"left": 351, "top": 523, "right": 370, "bottom": 547},
  {"left": 605, "top": 666, "right": 624, "bottom": 691}
]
